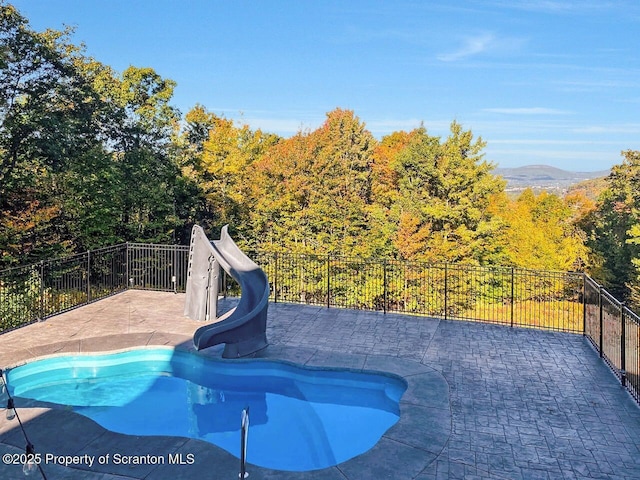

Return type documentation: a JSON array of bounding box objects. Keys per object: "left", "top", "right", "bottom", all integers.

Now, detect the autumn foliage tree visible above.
[
  {"left": 243, "top": 116, "right": 509, "bottom": 264},
  {"left": 177, "top": 105, "right": 279, "bottom": 242},
  {"left": 490, "top": 189, "right": 588, "bottom": 271},
  {"left": 248, "top": 109, "right": 376, "bottom": 255},
  {"left": 0, "top": 5, "right": 107, "bottom": 263},
  {"left": 390, "top": 123, "right": 505, "bottom": 264},
  {"left": 368, "top": 130, "right": 416, "bottom": 257},
  {"left": 583, "top": 150, "right": 640, "bottom": 305},
  {"left": 0, "top": 3, "right": 191, "bottom": 265},
  {"left": 5, "top": 0, "right": 634, "bottom": 294}
]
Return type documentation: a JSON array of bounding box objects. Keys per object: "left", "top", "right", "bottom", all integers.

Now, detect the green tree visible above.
[
  {"left": 492, "top": 189, "right": 588, "bottom": 271},
  {"left": 249, "top": 108, "right": 377, "bottom": 255},
  {"left": 177, "top": 105, "right": 280, "bottom": 243},
  {"left": 0, "top": 3, "right": 187, "bottom": 262},
  {"left": 584, "top": 150, "right": 640, "bottom": 304},
  {"left": 108, "top": 66, "right": 181, "bottom": 243},
  {"left": 391, "top": 122, "right": 505, "bottom": 264},
  {"left": 0, "top": 4, "right": 113, "bottom": 263}
]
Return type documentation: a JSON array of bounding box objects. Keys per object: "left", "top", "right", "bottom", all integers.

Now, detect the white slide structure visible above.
[{"left": 185, "top": 225, "right": 269, "bottom": 358}]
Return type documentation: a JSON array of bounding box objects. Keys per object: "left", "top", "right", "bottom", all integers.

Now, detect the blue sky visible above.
[{"left": 11, "top": 0, "right": 640, "bottom": 171}]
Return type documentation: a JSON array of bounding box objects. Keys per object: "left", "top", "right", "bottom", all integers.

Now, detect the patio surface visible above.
[{"left": 1, "top": 290, "right": 639, "bottom": 479}]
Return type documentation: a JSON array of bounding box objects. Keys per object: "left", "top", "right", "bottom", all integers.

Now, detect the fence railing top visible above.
[
  {"left": 254, "top": 251, "right": 587, "bottom": 276},
  {"left": 0, "top": 244, "right": 131, "bottom": 276},
  {"left": 624, "top": 305, "right": 640, "bottom": 324},
  {"left": 126, "top": 243, "right": 189, "bottom": 249},
  {"left": 85, "top": 244, "right": 128, "bottom": 254},
  {"left": 0, "top": 243, "right": 619, "bottom": 295},
  {"left": 0, "top": 263, "right": 39, "bottom": 276},
  {"left": 584, "top": 274, "right": 601, "bottom": 290}
]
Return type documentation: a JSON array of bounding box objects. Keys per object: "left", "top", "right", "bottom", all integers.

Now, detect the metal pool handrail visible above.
[{"left": 240, "top": 406, "right": 250, "bottom": 478}]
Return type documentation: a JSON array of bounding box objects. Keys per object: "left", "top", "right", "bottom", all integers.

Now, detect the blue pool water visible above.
[{"left": 7, "top": 348, "right": 406, "bottom": 471}]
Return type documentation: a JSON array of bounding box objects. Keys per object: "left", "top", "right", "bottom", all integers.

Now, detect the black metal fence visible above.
[
  {"left": 127, "top": 243, "right": 190, "bottom": 292},
  {"left": 254, "top": 252, "right": 585, "bottom": 332},
  {"left": 584, "top": 275, "right": 640, "bottom": 402},
  {"left": 0, "top": 245, "right": 129, "bottom": 331},
  {"left": 0, "top": 245, "right": 590, "bottom": 333},
  {"left": 1, "top": 243, "right": 638, "bottom": 401}
]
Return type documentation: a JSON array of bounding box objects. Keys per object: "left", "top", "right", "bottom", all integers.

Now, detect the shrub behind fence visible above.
[{"left": 255, "top": 252, "right": 585, "bottom": 332}]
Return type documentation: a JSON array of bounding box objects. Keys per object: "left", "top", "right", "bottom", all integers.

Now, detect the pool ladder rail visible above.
[{"left": 239, "top": 406, "right": 250, "bottom": 478}]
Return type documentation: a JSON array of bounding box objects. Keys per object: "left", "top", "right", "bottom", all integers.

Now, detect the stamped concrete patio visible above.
[{"left": 1, "top": 290, "right": 640, "bottom": 479}]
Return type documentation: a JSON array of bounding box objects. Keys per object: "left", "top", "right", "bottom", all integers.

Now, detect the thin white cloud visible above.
[
  {"left": 476, "top": 0, "right": 622, "bottom": 14},
  {"left": 366, "top": 118, "right": 447, "bottom": 135},
  {"left": 241, "top": 117, "right": 323, "bottom": 135},
  {"left": 487, "top": 147, "right": 619, "bottom": 164},
  {"left": 572, "top": 124, "right": 640, "bottom": 134},
  {"left": 555, "top": 79, "right": 640, "bottom": 92},
  {"left": 436, "top": 32, "right": 527, "bottom": 62},
  {"left": 490, "top": 139, "right": 622, "bottom": 145},
  {"left": 483, "top": 107, "right": 572, "bottom": 115},
  {"left": 437, "top": 33, "right": 495, "bottom": 62}
]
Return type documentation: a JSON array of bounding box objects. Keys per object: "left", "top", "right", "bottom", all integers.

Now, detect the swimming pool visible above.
[{"left": 6, "top": 348, "right": 407, "bottom": 471}]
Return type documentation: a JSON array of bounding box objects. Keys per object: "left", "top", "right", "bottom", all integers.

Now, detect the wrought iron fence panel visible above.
[
  {"left": 0, "top": 264, "right": 41, "bottom": 331},
  {"left": 329, "top": 257, "right": 385, "bottom": 310},
  {"left": 448, "top": 265, "right": 511, "bottom": 325},
  {"left": 252, "top": 254, "right": 585, "bottom": 331},
  {"left": 624, "top": 307, "right": 640, "bottom": 402},
  {"left": 88, "top": 245, "right": 128, "bottom": 301},
  {"left": 0, "top": 245, "right": 130, "bottom": 332},
  {"left": 127, "top": 244, "right": 189, "bottom": 292},
  {"left": 0, "top": 246, "right": 612, "bottom": 336},
  {"left": 511, "top": 268, "right": 583, "bottom": 332},
  {"left": 600, "top": 289, "right": 622, "bottom": 375},
  {"left": 384, "top": 261, "right": 445, "bottom": 316},
  {"left": 266, "top": 253, "right": 326, "bottom": 305},
  {"left": 42, "top": 253, "right": 89, "bottom": 316},
  {"left": 584, "top": 275, "right": 601, "bottom": 351}
]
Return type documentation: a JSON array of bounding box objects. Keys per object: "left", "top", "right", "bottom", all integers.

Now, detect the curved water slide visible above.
[{"left": 185, "top": 225, "right": 269, "bottom": 358}]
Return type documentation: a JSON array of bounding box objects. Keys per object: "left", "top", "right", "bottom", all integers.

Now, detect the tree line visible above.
[{"left": 1, "top": 3, "right": 639, "bottom": 308}]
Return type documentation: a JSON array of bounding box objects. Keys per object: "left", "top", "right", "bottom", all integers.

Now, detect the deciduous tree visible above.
[
  {"left": 391, "top": 122, "right": 505, "bottom": 264},
  {"left": 249, "top": 108, "right": 376, "bottom": 255},
  {"left": 493, "top": 189, "right": 588, "bottom": 271},
  {"left": 584, "top": 150, "right": 640, "bottom": 304}
]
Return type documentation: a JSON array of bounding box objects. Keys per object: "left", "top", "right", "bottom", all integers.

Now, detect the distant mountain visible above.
[{"left": 494, "top": 165, "right": 610, "bottom": 193}]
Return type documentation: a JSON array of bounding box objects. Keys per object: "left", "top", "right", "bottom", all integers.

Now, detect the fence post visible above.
[
  {"left": 598, "top": 287, "right": 603, "bottom": 358},
  {"left": 510, "top": 267, "right": 515, "bottom": 327},
  {"left": 172, "top": 244, "right": 177, "bottom": 294},
  {"left": 326, "top": 255, "right": 331, "bottom": 309},
  {"left": 39, "top": 261, "right": 45, "bottom": 321},
  {"left": 582, "top": 273, "right": 587, "bottom": 336},
  {"left": 125, "top": 242, "right": 130, "bottom": 290},
  {"left": 383, "top": 259, "right": 387, "bottom": 314},
  {"left": 444, "top": 264, "right": 448, "bottom": 321},
  {"left": 273, "top": 252, "right": 278, "bottom": 303},
  {"left": 87, "top": 250, "right": 91, "bottom": 303},
  {"left": 621, "top": 303, "right": 626, "bottom": 387}
]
